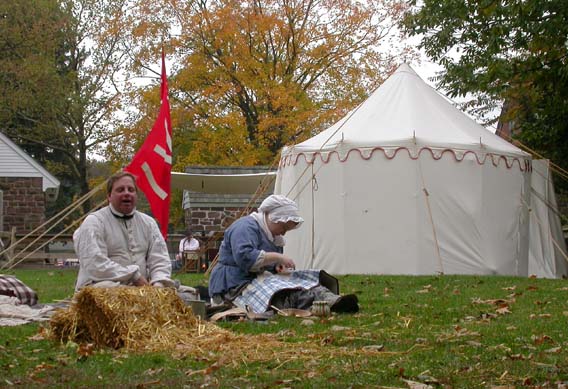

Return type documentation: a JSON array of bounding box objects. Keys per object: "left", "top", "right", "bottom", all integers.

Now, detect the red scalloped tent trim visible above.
[{"left": 279, "top": 146, "right": 531, "bottom": 172}]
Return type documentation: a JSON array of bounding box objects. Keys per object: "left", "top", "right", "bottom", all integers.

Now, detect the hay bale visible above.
[
  {"left": 50, "top": 286, "right": 199, "bottom": 350},
  {"left": 48, "top": 286, "right": 298, "bottom": 362},
  {"left": 49, "top": 302, "right": 90, "bottom": 344}
]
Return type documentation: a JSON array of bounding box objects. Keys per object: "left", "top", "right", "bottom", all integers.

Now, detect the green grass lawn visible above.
[{"left": 1, "top": 268, "right": 568, "bottom": 387}]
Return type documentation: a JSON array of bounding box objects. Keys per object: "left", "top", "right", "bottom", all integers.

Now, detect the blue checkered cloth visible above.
[{"left": 233, "top": 269, "right": 322, "bottom": 313}]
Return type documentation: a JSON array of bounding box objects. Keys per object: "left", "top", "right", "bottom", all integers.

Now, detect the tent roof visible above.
[{"left": 289, "top": 64, "right": 528, "bottom": 159}]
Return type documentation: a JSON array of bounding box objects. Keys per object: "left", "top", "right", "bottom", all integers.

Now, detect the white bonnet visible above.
[{"left": 259, "top": 195, "right": 304, "bottom": 227}]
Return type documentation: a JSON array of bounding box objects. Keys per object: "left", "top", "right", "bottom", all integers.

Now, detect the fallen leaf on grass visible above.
[
  {"left": 305, "top": 371, "right": 318, "bottom": 379},
  {"left": 472, "top": 297, "right": 515, "bottom": 306},
  {"left": 496, "top": 306, "right": 511, "bottom": 315},
  {"left": 28, "top": 327, "right": 49, "bottom": 341},
  {"left": 526, "top": 285, "right": 538, "bottom": 291},
  {"left": 362, "top": 344, "right": 384, "bottom": 352},
  {"left": 529, "top": 313, "right": 552, "bottom": 319},
  {"left": 135, "top": 380, "right": 161, "bottom": 388},
  {"left": 491, "top": 344, "right": 512, "bottom": 353},
  {"left": 417, "top": 372, "right": 439, "bottom": 384},
  {"left": 416, "top": 285, "right": 433, "bottom": 294},
  {"left": 320, "top": 335, "right": 334, "bottom": 345},
  {"left": 144, "top": 368, "right": 164, "bottom": 376},
  {"left": 544, "top": 347, "right": 562, "bottom": 353},
  {"left": 272, "top": 379, "right": 296, "bottom": 386},
  {"left": 480, "top": 312, "right": 498, "bottom": 321},
  {"left": 77, "top": 343, "right": 95, "bottom": 359},
  {"left": 532, "top": 362, "right": 558, "bottom": 372},
  {"left": 29, "top": 362, "right": 55, "bottom": 380},
  {"left": 403, "top": 379, "right": 433, "bottom": 389},
  {"left": 276, "top": 329, "right": 296, "bottom": 337},
  {"left": 185, "top": 362, "right": 221, "bottom": 377},
  {"left": 438, "top": 326, "right": 480, "bottom": 341},
  {"left": 502, "top": 286, "right": 516, "bottom": 291},
  {"left": 531, "top": 335, "right": 554, "bottom": 345},
  {"left": 398, "top": 316, "right": 412, "bottom": 328}
]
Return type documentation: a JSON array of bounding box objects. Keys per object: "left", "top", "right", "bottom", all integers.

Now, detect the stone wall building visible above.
[
  {"left": 0, "top": 132, "right": 59, "bottom": 235},
  {"left": 181, "top": 166, "right": 275, "bottom": 261},
  {"left": 0, "top": 177, "right": 46, "bottom": 233}
]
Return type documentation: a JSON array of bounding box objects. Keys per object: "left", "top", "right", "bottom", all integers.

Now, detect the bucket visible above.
[{"left": 187, "top": 300, "right": 207, "bottom": 320}]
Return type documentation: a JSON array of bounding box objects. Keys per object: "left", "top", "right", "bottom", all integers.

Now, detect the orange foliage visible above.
[{"left": 116, "top": 0, "right": 413, "bottom": 167}]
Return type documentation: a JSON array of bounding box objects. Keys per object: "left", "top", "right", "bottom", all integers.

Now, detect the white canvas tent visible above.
[
  {"left": 528, "top": 160, "right": 568, "bottom": 278},
  {"left": 275, "top": 63, "right": 533, "bottom": 276}
]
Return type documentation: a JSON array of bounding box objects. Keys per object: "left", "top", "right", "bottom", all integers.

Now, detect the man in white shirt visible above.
[
  {"left": 177, "top": 230, "right": 200, "bottom": 258},
  {"left": 73, "top": 171, "right": 174, "bottom": 291}
]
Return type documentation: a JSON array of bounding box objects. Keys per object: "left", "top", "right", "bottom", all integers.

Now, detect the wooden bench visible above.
[{"left": 0, "top": 229, "right": 76, "bottom": 264}]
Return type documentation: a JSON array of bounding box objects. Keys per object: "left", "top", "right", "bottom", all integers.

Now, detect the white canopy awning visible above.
[{"left": 171, "top": 171, "right": 276, "bottom": 194}]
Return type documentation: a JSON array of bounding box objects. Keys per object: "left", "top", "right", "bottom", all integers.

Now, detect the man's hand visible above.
[{"left": 132, "top": 275, "right": 150, "bottom": 287}]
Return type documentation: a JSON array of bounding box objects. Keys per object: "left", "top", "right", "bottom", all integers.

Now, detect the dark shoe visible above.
[{"left": 331, "top": 294, "right": 359, "bottom": 313}]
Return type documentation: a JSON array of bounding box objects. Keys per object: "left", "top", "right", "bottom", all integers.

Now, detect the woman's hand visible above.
[
  {"left": 263, "top": 252, "right": 296, "bottom": 272},
  {"left": 275, "top": 264, "right": 292, "bottom": 274},
  {"left": 276, "top": 255, "right": 295, "bottom": 273}
]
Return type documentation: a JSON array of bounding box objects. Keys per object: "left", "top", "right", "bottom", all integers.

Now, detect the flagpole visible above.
[{"left": 125, "top": 49, "right": 173, "bottom": 239}]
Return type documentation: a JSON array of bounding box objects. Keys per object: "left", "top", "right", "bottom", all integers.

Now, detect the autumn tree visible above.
[
  {"left": 1, "top": 0, "right": 133, "bottom": 216},
  {"left": 0, "top": 0, "right": 69, "bottom": 164},
  {"left": 113, "top": 0, "right": 412, "bottom": 169},
  {"left": 403, "top": 0, "right": 568, "bottom": 170}
]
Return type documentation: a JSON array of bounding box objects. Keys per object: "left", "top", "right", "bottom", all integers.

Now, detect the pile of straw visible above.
[
  {"left": 50, "top": 286, "right": 203, "bottom": 351},
  {"left": 48, "top": 286, "right": 391, "bottom": 366}
]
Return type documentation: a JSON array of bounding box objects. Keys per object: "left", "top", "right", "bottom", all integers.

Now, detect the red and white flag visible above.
[{"left": 125, "top": 50, "right": 172, "bottom": 239}]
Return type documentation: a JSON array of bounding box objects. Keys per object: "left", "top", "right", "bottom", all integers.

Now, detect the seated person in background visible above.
[
  {"left": 209, "top": 194, "right": 358, "bottom": 314},
  {"left": 73, "top": 171, "right": 174, "bottom": 291},
  {"left": 176, "top": 229, "right": 200, "bottom": 262}
]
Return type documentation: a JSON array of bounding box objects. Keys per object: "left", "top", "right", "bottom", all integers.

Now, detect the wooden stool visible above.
[{"left": 181, "top": 251, "right": 200, "bottom": 273}]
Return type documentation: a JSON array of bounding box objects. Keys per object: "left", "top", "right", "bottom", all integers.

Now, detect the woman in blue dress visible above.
[{"left": 209, "top": 195, "right": 358, "bottom": 314}]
